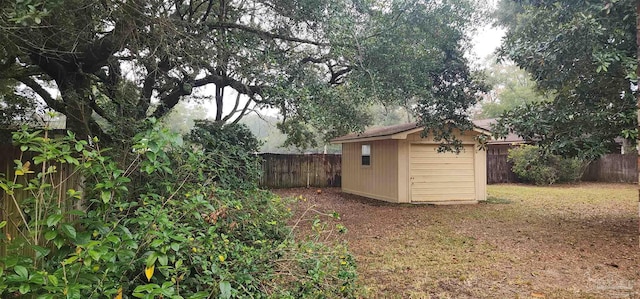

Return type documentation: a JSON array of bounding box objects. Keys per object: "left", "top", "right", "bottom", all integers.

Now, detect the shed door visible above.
[{"left": 410, "top": 144, "right": 475, "bottom": 202}]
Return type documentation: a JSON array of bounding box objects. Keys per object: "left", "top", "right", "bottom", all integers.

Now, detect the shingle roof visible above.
[
  {"left": 472, "top": 118, "right": 525, "bottom": 145},
  {"left": 330, "top": 119, "right": 527, "bottom": 145},
  {"left": 331, "top": 122, "right": 420, "bottom": 142},
  {"left": 331, "top": 121, "right": 493, "bottom": 143}
]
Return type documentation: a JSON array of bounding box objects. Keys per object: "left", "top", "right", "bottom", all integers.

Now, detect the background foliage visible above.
[
  {"left": 493, "top": 0, "right": 637, "bottom": 160},
  {"left": 507, "top": 145, "right": 585, "bottom": 185},
  {"left": 475, "top": 60, "right": 549, "bottom": 119}
]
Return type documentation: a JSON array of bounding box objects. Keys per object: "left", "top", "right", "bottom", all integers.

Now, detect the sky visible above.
[{"left": 471, "top": 25, "right": 506, "bottom": 61}]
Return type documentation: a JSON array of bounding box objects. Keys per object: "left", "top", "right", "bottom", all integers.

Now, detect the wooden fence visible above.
[
  {"left": 486, "top": 146, "right": 638, "bottom": 184},
  {"left": 582, "top": 154, "right": 638, "bottom": 183},
  {"left": 486, "top": 145, "right": 519, "bottom": 184},
  {"left": 0, "top": 143, "right": 83, "bottom": 257},
  {"left": 259, "top": 153, "right": 341, "bottom": 188}
]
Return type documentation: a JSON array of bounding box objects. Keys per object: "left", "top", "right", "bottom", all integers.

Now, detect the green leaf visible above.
[
  {"left": 150, "top": 239, "right": 163, "bottom": 248},
  {"left": 106, "top": 235, "right": 120, "bottom": 244},
  {"left": 62, "top": 256, "right": 79, "bottom": 265},
  {"left": 60, "top": 224, "right": 77, "bottom": 239},
  {"left": 19, "top": 283, "right": 30, "bottom": 294},
  {"left": 47, "top": 274, "right": 58, "bottom": 287},
  {"left": 53, "top": 237, "right": 64, "bottom": 249},
  {"left": 219, "top": 281, "right": 231, "bottom": 299},
  {"left": 31, "top": 245, "right": 50, "bottom": 259},
  {"left": 46, "top": 214, "right": 63, "bottom": 227},
  {"left": 101, "top": 191, "right": 111, "bottom": 203},
  {"left": 88, "top": 250, "right": 101, "bottom": 261},
  {"left": 158, "top": 254, "right": 168, "bottom": 266},
  {"left": 133, "top": 284, "right": 158, "bottom": 293},
  {"left": 28, "top": 273, "right": 45, "bottom": 284},
  {"left": 145, "top": 251, "right": 159, "bottom": 268},
  {"left": 0, "top": 221, "right": 6, "bottom": 229},
  {"left": 14, "top": 265, "right": 28, "bottom": 279},
  {"left": 189, "top": 292, "right": 209, "bottom": 299},
  {"left": 64, "top": 155, "right": 79, "bottom": 165}
]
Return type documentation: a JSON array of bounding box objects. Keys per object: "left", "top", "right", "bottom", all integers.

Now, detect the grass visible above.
[
  {"left": 284, "top": 183, "right": 639, "bottom": 298},
  {"left": 484, "top": 196, "right": 513, "bottom": 204}
]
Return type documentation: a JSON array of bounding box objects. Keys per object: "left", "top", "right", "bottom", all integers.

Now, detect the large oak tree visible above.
[{"left": 1, "top": 0, "right": 485, "bottom": 148}]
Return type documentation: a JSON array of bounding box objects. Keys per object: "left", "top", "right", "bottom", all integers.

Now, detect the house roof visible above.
[
  {"left": 331, "top": 122, "right": 492, "bottom": 144},
  {"left": 472, "top": 118, "right": 525, "bottom": 145}
]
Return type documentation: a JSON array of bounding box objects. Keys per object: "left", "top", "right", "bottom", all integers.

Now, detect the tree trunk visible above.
[
  {"left": 58, "top": 76, "right": 95, "bottom": 141},
  {"left": 636, "top": 0, "right": 640, "bottom": 248}
]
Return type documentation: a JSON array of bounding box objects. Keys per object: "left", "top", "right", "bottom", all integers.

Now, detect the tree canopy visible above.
[
  {"left": 493, "top": 0, "right": 637, "bottom": 160},
  {"left": 476, "top": 60, "right": 549, "bottom": 119},
  {"left": 1, "top": 0, "right": 486, "bottom": 149}
]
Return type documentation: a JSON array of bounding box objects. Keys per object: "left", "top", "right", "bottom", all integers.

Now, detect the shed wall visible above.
[
  {"left": 409, "top": 144, "right": 476, "bottom": 202},
  {"left": 474, "top": 146, "right": 487, "bottom": 201},
  {"left": 341, "top": 140, "right": 399, "bottom": 202},
  {"left": 405, "top": 130, "right": 487, "bottom": 202}
]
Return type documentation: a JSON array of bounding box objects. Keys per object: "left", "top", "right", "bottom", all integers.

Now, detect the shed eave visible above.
[
  {"left": 330, "top": 135, "right": 396, "bottom": 144},
  {"left": 330, "top": 124, "right": 492, "bottom": 144},
  {"left": 473, "top": 127, "right": 492, "bottom": 137}
]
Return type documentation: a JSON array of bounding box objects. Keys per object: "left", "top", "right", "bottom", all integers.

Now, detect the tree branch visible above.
[
  {"left": 88, "top": 93, "right": 115, "bottom": 124},
  {"left": 207, "top": 22, "right": 333, "bottom": 47},
  {"left": 152, "top": 70, "right": 263, "bottom": 120},
  {"left": 230, "top": 95, "right": 254, "bottom": 124},
  {"left": 139, "top": 65, "right": 157, "bottom": 118},
  {"left": 151, "top": 83, "right": 190, "bottom": 119},
  {"left": 201, "top": 0, "right": 214, "bottom": 22},
  {"left": 193, "top": 73, "right": 263, "bottom": 96},
  {"left": 18, "top": 76, "right": 65, "bottom": 112},
  {"left": 222, "top": 91, "right": 242, "bottom": 122},
  {"left": 329, "top": 66, "right": 352, "bottom": 85}
]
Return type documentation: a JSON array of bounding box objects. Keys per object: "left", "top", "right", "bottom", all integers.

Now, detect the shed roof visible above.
[{"left": 331, "top": 122, "right": 491, "bottom": 144}]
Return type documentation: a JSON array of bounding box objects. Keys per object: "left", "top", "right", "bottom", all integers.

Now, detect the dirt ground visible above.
[{"left": 273, "top": 183, "right": 639, "bottom": 299}]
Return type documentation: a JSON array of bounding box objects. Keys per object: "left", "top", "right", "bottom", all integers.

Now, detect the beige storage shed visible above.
[{"left": 331, "top": 123, "right": 490, "bottom": 204}]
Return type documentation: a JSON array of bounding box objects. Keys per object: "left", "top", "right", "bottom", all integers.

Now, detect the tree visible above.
[
  {"left": 476, "top": 60, "right": 549, "bottom": 119},
  {"left": 1, "top": 0, "right": 486, "bottom": 151},
  {"left": 493, "top": 0, "right": 637, "bottom": 160},
  {"left": 354, "top": 0, "right": 488, "bottom": 149}
]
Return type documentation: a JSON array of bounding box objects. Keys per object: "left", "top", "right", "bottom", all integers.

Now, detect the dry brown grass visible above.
[{"left": 274, "top": 183, "right": 639, "bottom": 298}]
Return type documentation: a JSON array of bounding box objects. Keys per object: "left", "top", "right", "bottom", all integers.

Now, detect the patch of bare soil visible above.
[{"left": 273, "top": 184, "right": 639, "bottom": 299}]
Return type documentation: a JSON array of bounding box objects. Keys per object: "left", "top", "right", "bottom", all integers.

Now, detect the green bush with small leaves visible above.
[
  {"left": 0, "top": 123, "right": 359, "bottom": 298},
  {"left": 187, "top": 121, "right": 262, "bottom": 190},
  {"left": 507, "top": 145, "right": 585, "bottom": 185}
]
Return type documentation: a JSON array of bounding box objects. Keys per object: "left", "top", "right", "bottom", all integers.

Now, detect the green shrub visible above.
[
  {"left": 507, "top": 145, "right": 585, "bottom": 185},
  {"left": 0, "top": 125, "right": 359, "bottom": 298},
  {"left": 187, "top": 120, "right": 262, "bottom": 190},
  {"left": 555, "top": 157, "right": 585, "bottom": 183}
]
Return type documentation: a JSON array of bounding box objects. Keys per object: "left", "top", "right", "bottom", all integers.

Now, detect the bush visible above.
[
  {"left": 0, "top": 125, "right": 359, "bottom": 298},
  {"left": 507, "top": 145, "right": 584, "bottom": 185},
  {"left": 187, "top": 120, "right": 262, "bottom": 190}
]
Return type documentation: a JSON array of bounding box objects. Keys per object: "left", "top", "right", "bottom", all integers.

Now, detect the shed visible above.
[{"left": 331, "top": 123, "right": 491, "bottom": 204}]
